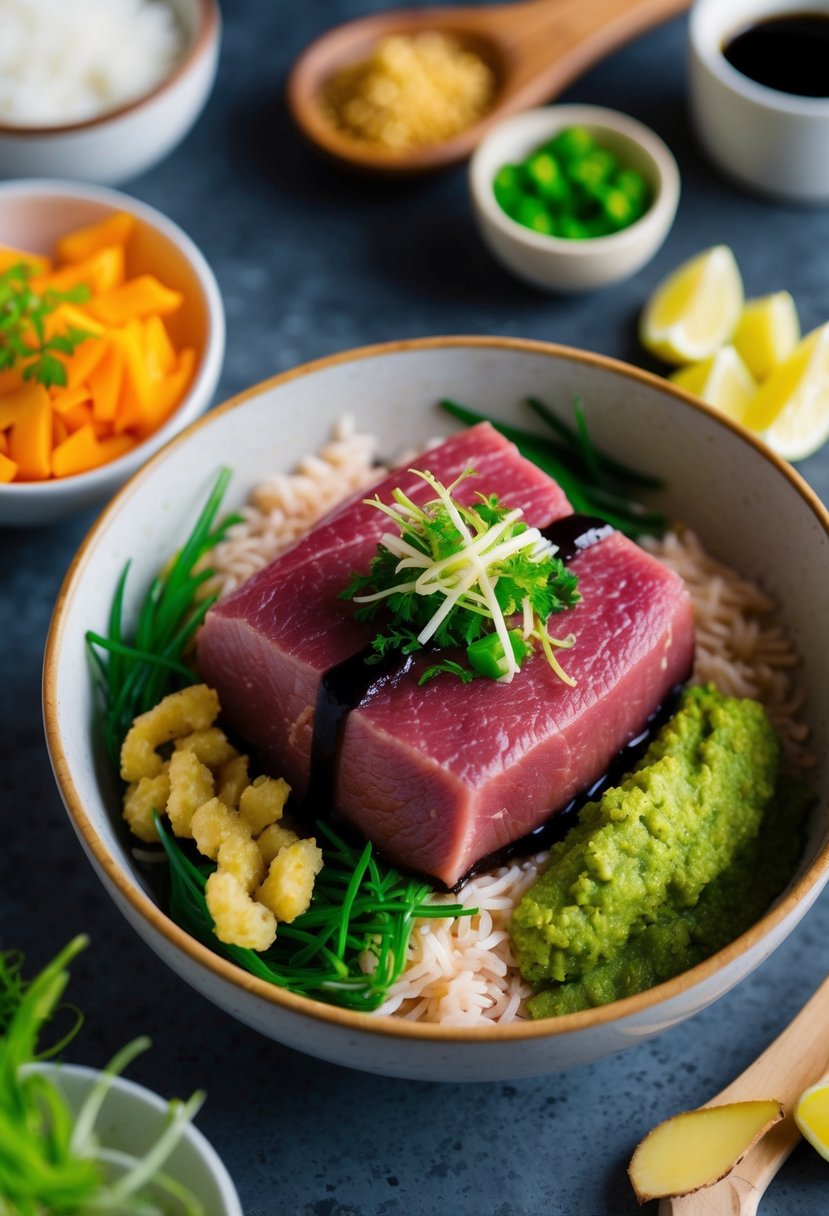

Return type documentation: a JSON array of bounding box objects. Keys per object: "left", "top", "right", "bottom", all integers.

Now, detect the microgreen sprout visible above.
[
  {"left": 157, "top": 816, "right": 475, "bottom": 1012},
  {"left": 0, "top": 262, "right": 93, "bottom": 389},
  {"left": 341, "top": 467, "right": 580, "bottom": 684}
]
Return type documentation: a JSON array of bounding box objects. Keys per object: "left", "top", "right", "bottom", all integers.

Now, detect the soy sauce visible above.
[{"left": 723, "top": 13, "right": 829, "bottom": 98}]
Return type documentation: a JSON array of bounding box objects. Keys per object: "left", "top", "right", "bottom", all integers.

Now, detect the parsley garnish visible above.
[
  {"left": 341, "top": 468, "right": 581, "bottom": 684},
  {"left": 0, "top": 261, "right": 93, "bottom": 389}
]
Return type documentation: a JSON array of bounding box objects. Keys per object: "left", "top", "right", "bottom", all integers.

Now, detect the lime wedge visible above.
[{"left": 640, "top": 246, "right": 744, "bottom": 365}]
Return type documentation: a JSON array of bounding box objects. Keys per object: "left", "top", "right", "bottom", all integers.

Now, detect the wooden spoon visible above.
[
  {"left": 657, "top": 976, "right": 829, "bottom": 1216},
  {"left": 286, "top": 0, "right": 691, "bottom": 175}
]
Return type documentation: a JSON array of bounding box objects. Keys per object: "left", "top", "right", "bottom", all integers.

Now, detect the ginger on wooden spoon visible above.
[{"left": 628, "top": 1099, "right": 784, "bottom": 1203}]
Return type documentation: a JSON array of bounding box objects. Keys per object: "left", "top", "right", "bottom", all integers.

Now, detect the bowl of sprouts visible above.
[
  {"left": 1, "top": 937, "right": 242, "bottom": 1215},
  {"left": 44, "top": 336, "right": 829, "bottom": 1081}
]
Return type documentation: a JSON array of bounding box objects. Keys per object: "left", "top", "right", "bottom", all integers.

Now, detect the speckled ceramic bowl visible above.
[
  {"left": 0, "top": 180, "right": 224, "bottom": 527},
  {"left": 469, "top": 106, "right": 680, "bottom": 292},
  {"left": 25, "top": 1063, "right": 241, "bottom": 1215},
  {"left": 44, "top": 338, "right": 829, "bottom": 1081}
]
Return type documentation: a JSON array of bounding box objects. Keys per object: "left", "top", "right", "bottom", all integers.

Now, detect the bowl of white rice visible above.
[
  {"left": 0, "top": 0, "right": 220, "bottom": 184},
  {"left": 44, "top": 337, "right": 829, "bottom": 1081}
]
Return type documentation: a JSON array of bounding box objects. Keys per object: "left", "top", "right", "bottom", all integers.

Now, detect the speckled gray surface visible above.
[{"left": 3, "top": 2, "right": 829, "bottom": 1213}]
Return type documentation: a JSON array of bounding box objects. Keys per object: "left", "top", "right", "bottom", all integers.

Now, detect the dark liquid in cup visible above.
[{"left": 723, "top": 13, "right": 829, "bottom": 98}]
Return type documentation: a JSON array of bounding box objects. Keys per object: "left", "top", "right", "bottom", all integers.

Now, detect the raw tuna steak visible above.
[
  {"left": 198, "top": 423, "right": 570, "bottom": 787},
  {"left": 198, "top": 424, "right": 694, "bottom": 887}
]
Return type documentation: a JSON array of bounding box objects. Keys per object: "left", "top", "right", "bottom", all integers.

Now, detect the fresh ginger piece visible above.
[
  {"left": 629, "top": 1099, "right": 784, "bottom": 1202},
  {"left": 7, "top": 383, "right": 51, "bottom": 480},
  {"left": 56, "top": 212, "right": 136, "bottom": 263},
  {"left": 89, "top": 275, "right": 184, "bottom": 326}
]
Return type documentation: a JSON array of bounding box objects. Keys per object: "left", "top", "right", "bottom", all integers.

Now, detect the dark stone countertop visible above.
[{"left": 2, "top": 3, "right": 828, "bottom": 1213}]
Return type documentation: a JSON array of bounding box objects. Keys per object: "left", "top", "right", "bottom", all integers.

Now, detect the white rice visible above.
[
  {"left": 0, "top": 0, "right": 184, "bottom": 125},
  {"left": 209, "top": 423, "right": 811, "bottom": 1026}
]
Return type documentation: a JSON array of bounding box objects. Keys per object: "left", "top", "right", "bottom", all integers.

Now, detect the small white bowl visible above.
[
  {"left": 44, "top": 337, "right": 829, "bottom": 1082},
  {"left": 689, "top": 0, "right": 829, "bottom": 203},
  {"left": 0, "top": 180, "right": 225, "bottom": 527},
  {"left": 24, "top": 1062, "right": 242, "bottom": 1215},
  {"left": 0, "top": 0, "right": 220, "bottom": 185},
  {"left": 468, "top": 105, "right": 680, "bottom": 293}
]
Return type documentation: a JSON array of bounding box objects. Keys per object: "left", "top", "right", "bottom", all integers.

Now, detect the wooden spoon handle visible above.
[
  {"left": 657, "top": 976, "right": 829, "bottom": 1216},
  {"left": 471, "top": 0, "right": 692, "bottom": 98}
]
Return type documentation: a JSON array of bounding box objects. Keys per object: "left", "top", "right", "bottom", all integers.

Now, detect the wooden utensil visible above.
[
  {"left": 286, "top": 0, "right": 691, "bottom": 175},
  {"left": 657, "top": 976, "right": 829, "bottom": 1216}
]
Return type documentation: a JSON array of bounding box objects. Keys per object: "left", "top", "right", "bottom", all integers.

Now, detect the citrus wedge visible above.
[
  {"left": 795, "top": 1081, "right": 829, "bottom": 1161},
  {"left": 743, "top": 322, "right": 829, "bottom": 460},
  {"left": 670, "top": 345, "right": 757, "bottom": 423},
  {"left": 640, "top": 245, "right": 744, "bottom": 365},
  {"left": 733, "top": 291, "right": 801, "bottom": 380}
]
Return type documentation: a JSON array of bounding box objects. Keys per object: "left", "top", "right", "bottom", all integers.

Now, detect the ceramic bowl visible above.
[
  {"left": 0, "top": 0, "right": 220, "bottom": 185},
  {"left": 44, "top": 337, "right": 829, "bottom": 1082},
  {"left": 468, "top": 106, "right": 680, "bottom": 292},
  {"left": 0, "top": 180, "right": 224, "bottom": 527},
  {"left": 689, "top": 0, "right": 829, "bottom": 202},
  {"left": 25, "top": 1062, "right": 241, "bottom": 1214}
]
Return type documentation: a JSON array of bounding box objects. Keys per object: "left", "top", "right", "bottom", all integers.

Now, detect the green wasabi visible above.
[
  {"left": 527, "top": 771, "right": 813, "bottom": 1017},
  {"left": 510, "top": 686, "right": 791, "bottom": 994}
]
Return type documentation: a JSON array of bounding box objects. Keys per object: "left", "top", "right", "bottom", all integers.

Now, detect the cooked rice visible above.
[{"left": 209, "top": 424, "right": 811, "bottom": 1026}]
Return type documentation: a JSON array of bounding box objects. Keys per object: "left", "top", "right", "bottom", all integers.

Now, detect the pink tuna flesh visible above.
[{"left": 197, "top": 423, "right": 694, "bottom": 887}]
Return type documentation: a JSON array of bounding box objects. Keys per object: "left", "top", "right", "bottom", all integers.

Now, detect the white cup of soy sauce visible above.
[{"left": 689, "top": 0, "right": 829, "bottom": 202}]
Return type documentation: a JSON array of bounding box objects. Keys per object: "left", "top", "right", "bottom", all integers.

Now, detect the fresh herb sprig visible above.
[
  {"left": 440, "top": 397, "right": 667, "bottom": 539},
  {"left": 0, "top": 937, "right": 206, "bottom": 1216},
  {"left": 0, "top": 262, "right": 93, "bottom": 389},
  {"left": 341, "top": 468, "right": 581, "bottom": 684},
  {"left": 157, "top": 816, "right": 473, "bottom": 1012},
  {"left": 86, "top": 469, "right": 242, "bottom": 768}
]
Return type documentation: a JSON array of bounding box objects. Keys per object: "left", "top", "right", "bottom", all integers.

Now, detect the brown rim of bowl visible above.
[
  {"left": 0, "top": 0, "right": 219, "bottom": 139},
  {"left": 44, "top": 334, "right": 829, "bottom": 1044}
]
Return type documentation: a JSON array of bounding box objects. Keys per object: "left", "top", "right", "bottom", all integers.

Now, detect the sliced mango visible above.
[
  {"left": 8, "top": 384, "right": 52, "bottom": 480},
  {"left": 56, "top": 212, "right": 136, "bottom": 264}
]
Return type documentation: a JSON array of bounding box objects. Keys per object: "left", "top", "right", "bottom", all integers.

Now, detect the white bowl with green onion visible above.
[
  {"left": 469, "top": 105, "right": 680, "bottom": 292},
  {"left": 22, "top": 1063, "right": 241, "bottom": 1215},
  {"left": 4, "top": 937, "right": 241, "bottom": 1215},
  {"left": 44, "top": 337, "right": 829, "bottom": 1081}
]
